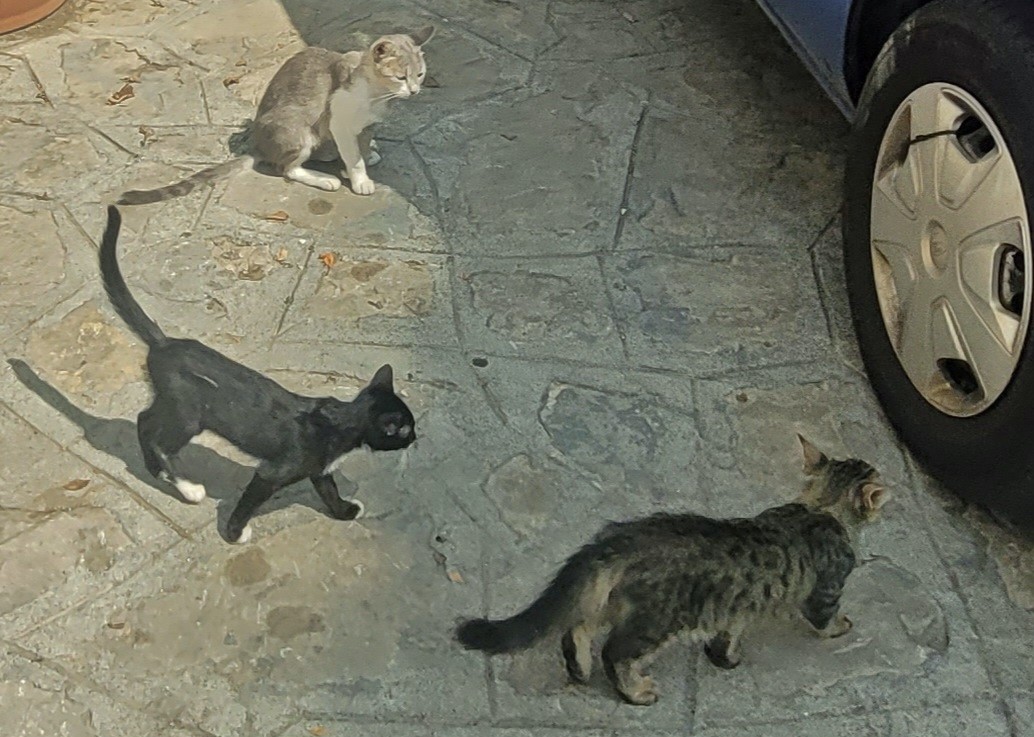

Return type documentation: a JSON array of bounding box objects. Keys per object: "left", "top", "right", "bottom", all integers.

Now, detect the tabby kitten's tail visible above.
[
  {"left": 456, "top": 545, "right": 604, "bottom": 654},
  {"left": 117, "top": 157, "right": 252, "bottom": 205},
  {"left": 99, "top": 205, "right": 167, "bottom": 347}
]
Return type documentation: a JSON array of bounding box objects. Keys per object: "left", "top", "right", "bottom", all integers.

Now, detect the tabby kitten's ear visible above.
[
  {"left": 856, "top": 481, "right": 888, "bottom": 514},
  {"left": 797, "top": 434, "right": 828, "bottom": 474},
  {"left": 367, "top": 364, "right": 395, "bottom": 392},
  {"left": 410, "top": 25, "right": 435, "bottom": 46}
]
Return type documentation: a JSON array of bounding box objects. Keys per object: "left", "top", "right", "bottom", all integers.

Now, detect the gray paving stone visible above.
[
  {"left": 695, "top": 701, "right": 1011, "bottom": 736},
  {"left": 604, "top": 247, "right": 830, "bottom": 375},
  {"left": 618, "top": 109, "right": 843, "bottom": 250},
  {"left": 413, "top": 84, "right": 641, "bottom": 256},
  {"left": 0, "top": 407, "right": 180, "bottom": 641},
  {"left": 281, "top": 725, "right": 606, "bottom": 737},
  {"left": 275, "top": 246, "right": 457, "bottom": 348},
  {"left": 18, "top": 504, "right": 487, "bottom": 735},
  {"left": 0, "top": 109, "right": 131, "bottom": 200},
  {"left": 18, "top": 34, "right": 209, "bottom": 127},
  {"left": 410, "top": 0, "right": 557, "bottom": 60},
  {"left": 0, "top": 642, "right": 198, "bottom": 737},
  {"left": 542, "top": 0, "right": 690, "bottom": 63},
  {"left": 914, "top": 487, "right": 1034, "bottom": 699},
  {"left": 0, "top": 199, "right": 94, "bottom": 344},
  {"left": 454, "top": 255, "right": 623, "bottom": 363}
]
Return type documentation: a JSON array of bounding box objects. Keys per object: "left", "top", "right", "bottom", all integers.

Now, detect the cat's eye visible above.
[{"left": 395, "top": 74, "right": 407, "bottom": 81}]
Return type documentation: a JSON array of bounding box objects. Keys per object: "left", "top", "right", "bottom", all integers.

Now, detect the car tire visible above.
[{"left": 844, "top": 0, "right": 1034, "bottom": 523}]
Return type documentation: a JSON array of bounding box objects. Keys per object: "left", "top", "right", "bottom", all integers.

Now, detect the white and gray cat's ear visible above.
[
  {"left": 410, "top": 25, "right": 435, "bottom": 46},
  {"left": 368, "top": 364, "right": 395, "bottom": 391},
  {"left": 372, "top": 39, "right": 393, "bottom": 62},
  {"left": 797, "top": 434, "right": 828, "bottom": 474}
]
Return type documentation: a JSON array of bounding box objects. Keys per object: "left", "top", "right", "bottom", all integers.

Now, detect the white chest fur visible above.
[
  {"left": 329, "top": 81, "right": 379, "bottom": 132},
  {"left": 323, "top": 445, "right": 373, "bottom": 476},
  {"left": 323, "top": 451, "right": 349, "bottom": 475}
]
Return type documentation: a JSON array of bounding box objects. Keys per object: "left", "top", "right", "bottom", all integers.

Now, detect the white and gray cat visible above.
[{"left": 118, "top": 26, "right": 433, "bottom": 203}]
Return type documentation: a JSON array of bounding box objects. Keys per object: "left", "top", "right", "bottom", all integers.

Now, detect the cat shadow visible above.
[{"left": 7, "top": 359, "right": 339, "bottom": 537}]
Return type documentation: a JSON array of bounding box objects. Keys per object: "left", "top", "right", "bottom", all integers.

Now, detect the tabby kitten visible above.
[
  {"left": 456, "top": 436, "right": 887, "bottom": 705},
  {"left": 100, "top": 206, "right": 416, "bottom": 543},
  {"left": 117, "top": 26, "right": 433, "bottom": 203}
]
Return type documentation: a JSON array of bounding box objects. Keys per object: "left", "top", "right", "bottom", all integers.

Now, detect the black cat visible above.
[{"left": 99, "top": 205, "right": 416, "bottom": 542}]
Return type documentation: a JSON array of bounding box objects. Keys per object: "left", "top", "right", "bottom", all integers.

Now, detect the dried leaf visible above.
[
  {"left": 106, "top": 83, "right": 135, "bottom": 106},
  {"left": 447, "top": 569, "right": 465, "bottom": 584},
  {"left": 138, "top": 125, "right": 156, "bottom": 147},
  {"left": 238, "top": 265, "right": 267, "bottom": 281},
  {"left": 274, "top": 247, "right": 289, "bottom": 263},
  {"left": 307, "top": 726, "right": 327, "bottom": 737},
  {"left": 622, "top": 10, "right": 638, "bottom": 22},
  {"left": 263, "top": 210, "right": 289, "bottom": 222},
  {"left": 318, "top": 252, "right": 337, "bottom": 270},
  {"left": 63, "top": 479, "right": 90, "bottom": 491},
  {"left": 106, "top": 620, "right": 126, "bottom": 630},
  {"left": 222, "top": 74, "right": 241, "bottom": 88},
  {"left": 235, "top": 58, "right": 248, "bottom": 67}
]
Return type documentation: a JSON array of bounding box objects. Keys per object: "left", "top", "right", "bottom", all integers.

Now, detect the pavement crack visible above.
[
  {"left": 807, "top": 211, "right": 843, "bottom": 350},
  {"left": 474, "top": 373, "right": 509, "bottom": 427},
  {"left": 274, "top": 242, "right": 314, "bottom": 337},
  {"left": 612, "top": 101, "right": 649, "bottom": 249},
  {"left": 408, "top": 138, "right": 444, "bottom": 228},
  {"left": 86, "top": 124, "right": 141, "bottom": 160}
]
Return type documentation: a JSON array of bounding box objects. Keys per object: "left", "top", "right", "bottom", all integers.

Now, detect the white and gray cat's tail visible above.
[{"left": 117, "top": 156, "right": 253, "bottom": 205}]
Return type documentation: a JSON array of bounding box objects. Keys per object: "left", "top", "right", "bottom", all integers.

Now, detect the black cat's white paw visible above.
[
  {"left": 227, "top": 523, "right": 253, "bottom": 544},
  {"left": 174, "top": 479, "right": 207, "bottom": 504},
  {"left": 341, "top": 499, "right": 364, "bottom": 520}
]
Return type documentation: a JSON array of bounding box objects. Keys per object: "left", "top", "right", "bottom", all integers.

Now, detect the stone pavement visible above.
[{"left": 1, "top": 0, "right": 1032, "bottom": 735}]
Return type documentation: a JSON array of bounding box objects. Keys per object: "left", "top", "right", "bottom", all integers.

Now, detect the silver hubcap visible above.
[{"left": 870, "top": 83, "right": 1032, "bottom": 417}]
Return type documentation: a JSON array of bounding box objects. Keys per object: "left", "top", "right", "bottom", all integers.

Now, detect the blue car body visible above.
[{"left": 755, "top": 0, "right": 856, "bottom": 117}]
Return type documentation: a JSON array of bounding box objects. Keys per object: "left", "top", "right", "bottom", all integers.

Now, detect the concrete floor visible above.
[{"left": 0, "top": 0, "right": 1032, "bottom": 735}]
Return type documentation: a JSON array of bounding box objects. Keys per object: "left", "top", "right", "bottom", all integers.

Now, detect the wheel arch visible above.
[{"left": 844, "top": 0, "right": 938, "bottom": 103}]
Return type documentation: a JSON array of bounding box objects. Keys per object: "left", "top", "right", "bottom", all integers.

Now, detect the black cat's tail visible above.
[
  {"left": 455, "top": 544, "right": 610, "bottom": 655},
  {"left": 100, "top": 205, "right": 167, "bottom": 347}
]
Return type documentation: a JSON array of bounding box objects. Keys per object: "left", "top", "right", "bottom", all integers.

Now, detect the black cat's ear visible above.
[
  {"left": 368, "top": 364, "right": 394, "bottom": 391},
  {"left": 797, "top": 434, "right": 828, "bottom": 474},
  {"left": 410, "top": 25, "right": 435, "bottom": 46}
]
